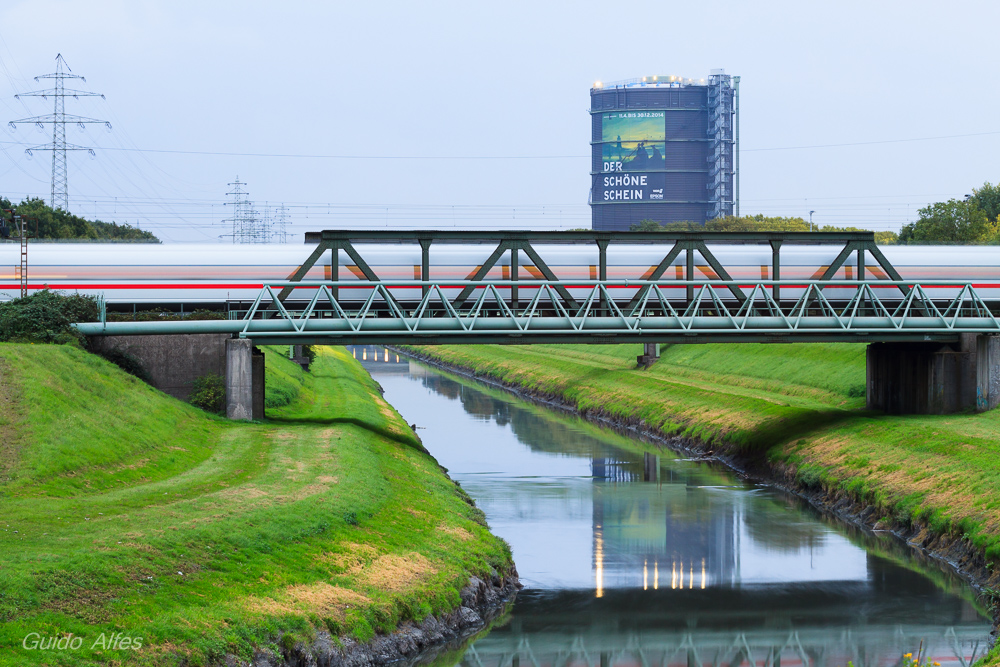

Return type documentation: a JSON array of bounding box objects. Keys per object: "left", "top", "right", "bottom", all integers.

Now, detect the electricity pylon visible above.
[
  {"left": 273, "top": 203, "right": 290, "bottom": 243},
  {"left": 8, "top": 54, "right": 111, "bottom": 212},
  {"left": 222, "top": 178, "right": 270, "bottom": 244}
]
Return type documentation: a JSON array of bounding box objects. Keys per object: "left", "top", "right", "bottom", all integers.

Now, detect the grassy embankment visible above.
[
  {"left": 0, "top": 344, "right": 511, "bottom": 666},
  {"left": 405, "top": 343, "right": 1000, "bottom": 585}
]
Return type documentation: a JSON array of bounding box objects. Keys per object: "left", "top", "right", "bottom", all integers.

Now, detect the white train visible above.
[{"left": 0, "top": 243, "right": 996, "bottom": 308}]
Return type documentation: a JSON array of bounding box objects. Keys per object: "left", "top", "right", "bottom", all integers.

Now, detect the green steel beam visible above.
[
  {"left": 769, "top": 240, "right": 782, "bottom": 304},
  {"left": 304, "top": 230, "right": 875, "bottom": 245},
  {"left": 230, "top": 334, "right": 963, "bottom": 346}
]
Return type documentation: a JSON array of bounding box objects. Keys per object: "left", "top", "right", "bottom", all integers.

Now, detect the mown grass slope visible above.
[
  {"left": 0, "top": 344, "right": 511, "bottom": 667},
  {"left": 406, "top": 343, "right": 1000, "bottom": 579},
  {"left": 259, "top": 345, "right": 309, "bottom": 408}
]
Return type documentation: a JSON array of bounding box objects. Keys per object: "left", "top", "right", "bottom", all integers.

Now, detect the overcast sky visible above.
[{"left": 0, "top": 0, "right": 996, "bottom": 242}]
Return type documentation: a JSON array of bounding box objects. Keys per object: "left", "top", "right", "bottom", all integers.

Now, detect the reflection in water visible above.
[{"left": 351, "top": 347, "right": 990, "bottom": 667}]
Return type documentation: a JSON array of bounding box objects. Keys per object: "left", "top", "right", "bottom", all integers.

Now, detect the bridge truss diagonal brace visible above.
[
  {"left": 277, "top": 240, "right": 332, "bottom": 302},
  {"left": 451, "top": 240, "right": 580, "bottom": 312},
  {"left": 519, "top": 242, "right": 579, "bottom": 310},
  {"left": 818, "top": 241, "right": 859, "bottom": 282},
  {"left": 808, "top": 241, "right": 908, "bottom": 314},
  {"left": 816, "top": 241, "right": 907, "bottom": 293},
  {"left": 276, "top": 239, "right": 405, "bottom": 311},
  {"left": 694, "top": 241, "right": 746, "bottom": 303},
  {"left": 626, "top": 241, "right": 747, "bottom": 314},
  {"left": 866, "top": 242, "right": 908, "bottom": 291},
  {"left": 626, "top": 242, "right": 685, "bottom": 313},
  {"left": 452, "top": 241, "right": 513, "bottom": 309}
]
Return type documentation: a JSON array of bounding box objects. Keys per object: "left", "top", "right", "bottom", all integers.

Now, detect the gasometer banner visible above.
[
  {"left": 600, "top": 111, "right": 666, "bottom": 172},
  {"left": 593, "top": 171, "right": 667, "bottom": 202}
]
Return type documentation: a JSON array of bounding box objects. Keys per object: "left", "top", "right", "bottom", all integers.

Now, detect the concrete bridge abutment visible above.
[
  {"left": 866, "top": 334, "right": 1000, "bottom": 414},
  {"left": 88, "top": 334, "right": 265, "bottom": 421}
]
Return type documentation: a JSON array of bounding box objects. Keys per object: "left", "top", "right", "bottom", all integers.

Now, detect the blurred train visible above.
[{"left": 0, "top": 243, "right": 997, "bottom": 310}]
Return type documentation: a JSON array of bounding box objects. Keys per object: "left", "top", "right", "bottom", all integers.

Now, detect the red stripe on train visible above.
[{"left": 3, "top": 283, "right": 1000, "bottom": 291}]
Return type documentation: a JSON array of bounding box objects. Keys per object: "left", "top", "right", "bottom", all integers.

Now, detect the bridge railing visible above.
[{"left": 74, "top": 279, "right": 1000, "bottom": 344}]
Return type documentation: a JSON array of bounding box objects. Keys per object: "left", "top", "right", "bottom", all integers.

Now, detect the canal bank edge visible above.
[
  {"left": 252, "top": 346, "right": 523, "bottom": 667},
  {"left": 247, "top": 574, "right": 518, "bottom": 667},
  {"left": 0, "top": 344, "right": 518, "bottom": 667},
  {"left": 394, "top": 343, "right": 1000, "bottom": 655}
]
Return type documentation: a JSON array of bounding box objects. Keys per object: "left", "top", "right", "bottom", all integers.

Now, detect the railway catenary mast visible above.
[{"left": 589, "top": 71, "right": 739, "bottom": 230}]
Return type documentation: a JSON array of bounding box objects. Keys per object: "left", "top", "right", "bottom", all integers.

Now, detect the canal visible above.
[{"left": 352, "top": 346, "right": 991, "bottom": 667}]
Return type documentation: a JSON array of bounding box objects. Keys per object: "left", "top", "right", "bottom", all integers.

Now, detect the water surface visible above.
[{"left": 353, "top": 346, "right": 990, "bottom": 667}]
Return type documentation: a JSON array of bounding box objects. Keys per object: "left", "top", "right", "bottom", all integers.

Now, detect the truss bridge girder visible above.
[
  {"left": 76, "top": 277, "right": 1000, "bottom": 346},
  {"left": 75, "top": 230, "right": 999, "bottom": 345}
]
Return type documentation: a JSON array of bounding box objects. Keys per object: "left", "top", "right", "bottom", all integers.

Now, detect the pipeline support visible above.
[
  {"left": 226, "top": 338, "right": 265, "bottom": 421},
  {"left": 637, "top": 343, "right": 661, "bottom": 368}
]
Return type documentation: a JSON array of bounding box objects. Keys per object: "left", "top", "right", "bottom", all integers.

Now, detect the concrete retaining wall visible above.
[
  {"left": 89, "top": 333, "right": 265, "bottom": 421},
  {"left": 89, "top": 334, "right": 229, "bottom": 401}
]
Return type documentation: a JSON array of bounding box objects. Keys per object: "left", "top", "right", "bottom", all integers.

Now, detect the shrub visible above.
[
  {"left": 189, "top": 373, "right": 226, "bottom": 414},
  {"left": 0, "top": 289, "right": 98, "bottom": 344},
  {"left": 106, "top": 308, "right": 225, "bottom": 322}
]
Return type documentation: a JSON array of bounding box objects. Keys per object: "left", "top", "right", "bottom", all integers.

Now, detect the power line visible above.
[
  {"left": 69, "top": 146, "right": 588, "bottom": 159},
  {"left": 741, "top": 130, "right": 1000, "bottom": 152},
  {"left": 0, "top": 127, "right": 996, "bottom": 162}
]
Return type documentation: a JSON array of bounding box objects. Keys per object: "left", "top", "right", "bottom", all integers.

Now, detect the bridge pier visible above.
[
  {"left": 866, "top": 334, "right": 1000, "bottom": 414},
  {"left": 643, "top": 452, "right": 660, "bottom": 482},
  {"left": 226, "top": 338, "right": 265, "bottom": 421},
  {"left": 290, "top": 344, "right": 311, "bottom": 371},
  {"left": 637, "top": 343, "right": 661, "bottom": 368}
]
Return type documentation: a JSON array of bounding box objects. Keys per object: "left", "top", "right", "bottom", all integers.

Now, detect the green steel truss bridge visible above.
[
  {"left": 76, "top": 278, "right": 1000, "bottom": 345},
  {"left": 75, "top": 230, "right": 1000, "bottom": 345}
]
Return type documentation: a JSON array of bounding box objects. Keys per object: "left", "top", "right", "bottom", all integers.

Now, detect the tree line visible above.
[
  {"left": 630, "top": 215, "right": 900, "bottom": 245},
  {"left": 0, "top": 197, "right": 159, "bottom": 241},
  {"left": 897, "top": 182, "right": 1000, "bottom": 244}
]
